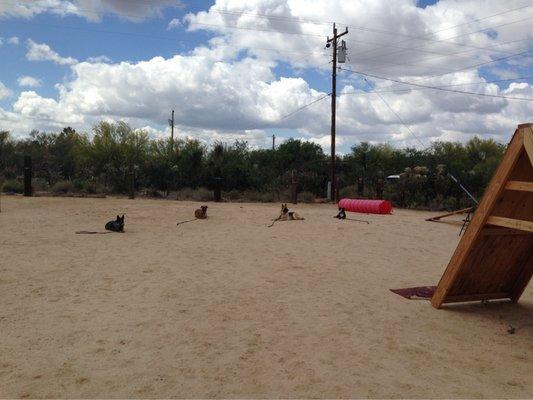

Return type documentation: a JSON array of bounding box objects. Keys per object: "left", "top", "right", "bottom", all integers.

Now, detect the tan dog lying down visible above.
[{"left": 277, "top": 203, "right": 304, "bottom": 221}]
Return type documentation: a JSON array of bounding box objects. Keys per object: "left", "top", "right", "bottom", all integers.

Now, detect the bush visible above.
[
  {"left": 339, "top": 185, "right": 358, "bottom": 199},
  {"left": 176, "top": 187, "right": 213, "bottom": 201},
  {"left": 176, "top": 187, "right": 195, "bottom": 200},
  {"left": 298, "top": 191, "right": 315, "bottom": 203},
  {"left": 191, "top": 187, "right": 213, "bottom": 201},
  {"left": 32, "top": 178, "right": 49, "bottom": 191},
  {"left": 2, "top": 179, "right": 23, "bottom": 193},
  {"left": 52, "top": 180, "right": 74, "bottom": 194}
]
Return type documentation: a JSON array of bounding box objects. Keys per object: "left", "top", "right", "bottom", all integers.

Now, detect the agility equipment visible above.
[
  {"left": 338, "top": 198, "right": 392, "bottom": 214},
  {"left": 432, "top": 123, "right": 533, "bottom": 308},
  {"left": 425, "top": 207, "right": 474, "bottom": 222}
]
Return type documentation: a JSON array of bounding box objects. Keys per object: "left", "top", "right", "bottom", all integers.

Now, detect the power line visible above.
[
  {"left": 340, "top": 76, "right": 533, "bottom": 96},
  {"left": 350, "top": 37, "right": 532, "bottom": 75},
  {"left": 349, "top": 4, "right": 533, "bottom": 59},
  {"left": 2, "top": 0, "right": 529, "bottom": 58},
  {"left": 350, "top": 14, "right": 532, "bottom": 63},
  {"left": 359, "top": 75, "right": 479, "bottom": 205},
  {"left": 349, "top": 48, "right": 532, "bottom": 92},
  {"left": 339, "top": 66, "right": 533, "bottom": 101},
  {"left": 277, "top": 93, "right": 331, "bottom": 122}
]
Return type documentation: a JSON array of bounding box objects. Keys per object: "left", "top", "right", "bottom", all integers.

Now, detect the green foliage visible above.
[
  {"left": 52, "top": 180, "right": 74, "bottom": 194},
  {"left": 2, "top": 179, "right": 23, "bottom": 193},
  {"left": 0, "top": 121, "right": 506, "bottom": 209}
]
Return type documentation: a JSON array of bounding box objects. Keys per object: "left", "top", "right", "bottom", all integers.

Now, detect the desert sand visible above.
[{"left": 0, "top": 196, "right": 531, "bottom": 398}]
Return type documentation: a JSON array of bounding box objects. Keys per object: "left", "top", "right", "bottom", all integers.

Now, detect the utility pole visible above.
[
  {"left": 326, "top": 23, "right": 348, "bottom": 202},
  {"left": 272, "top": 134, "right": 276, "bottom": 150}
]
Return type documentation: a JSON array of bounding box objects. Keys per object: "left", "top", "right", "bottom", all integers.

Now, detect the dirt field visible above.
[{"left": 0, "top": 196, "right": 531, "bottom": 398}]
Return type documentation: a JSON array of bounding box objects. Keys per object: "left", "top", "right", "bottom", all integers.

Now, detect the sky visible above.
[{"left": 0, "top": 0, "right": 531, "bottom": 153}]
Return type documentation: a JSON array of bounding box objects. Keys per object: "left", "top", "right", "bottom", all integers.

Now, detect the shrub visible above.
[
  {"left": 2, "top": 179, "right": 23, "bottom": 193},
  {"left": 339, "top": 185, "right": 358, "bottom": 199},
  {"left": 176, "top": 187, "right": 194, "bottom": 200},
  {"left": 84, "top": 181, "right": 106, "bottom": 194},
  {"left": 191, "top": 187, "right": 213, "bottom": 201},
  {"left": 298, "top": 191, "right": 315, "bottom": 203},
  {"left": 260, "top": 191, "right": 276, "bottom": 202},
  {"left": 33, "top": 178, "right": 49, "bottom": 191},
  {"left": 52, "top": 180, "right": 74, "bottom": 194}
]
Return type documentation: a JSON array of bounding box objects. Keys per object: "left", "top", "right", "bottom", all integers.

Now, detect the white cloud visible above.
[
  {"left": 17, "top": 76, "right": 42, "bottom": 88},
  {"left": 0, "top": 82, "right": 12, "bottom": 100},
  {"left": 26, "top": 39, "right": 78, "bottom": 65},
  {"left": 0, "top": 0, "right": 184, "bottom": 22},
  {"left": 167, "top": 18, "right": 181, "bottom": 30},
  {"left": 7, "top": 36, "right": 19, "bottom": 45},
  {"left": 1, "top": 0, "right": 532, "bottom": 151},
  {"left": 86, "top": 55, "right": 112, "bottom": 63}
]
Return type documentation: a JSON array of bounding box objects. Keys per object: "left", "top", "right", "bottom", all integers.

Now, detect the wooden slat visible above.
[
  {"left": 523, "top": 124, "right": 533, "bottom": 165},
  {"left": 481, "top": 227, "right": 532, "bottom": 236},
  {"left": 442, "top": 292, "right": 510, "bottom": 304},
  {"left": 425, "top": 207, "right": 473, "bottom": 221},
  {"left": 431, "top": 128, "right": 525, "bottom": 308},
  {"left": 511, "top": 251, "right": 533, "bottom": 302},
  {"left": 486, "top": 216, "right": 533, "bottom": 233},
  {"left": 505, "top": 180, "right": 533, "bottom": 192}
]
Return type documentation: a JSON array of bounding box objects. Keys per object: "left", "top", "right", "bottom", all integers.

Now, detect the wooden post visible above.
[
  {"left": 214, "top": 177, "right": 222, "bottom": 202},
  {"left": 128, "top": 169, "right": 135, "bottom": 199},
  {"left": 291, "top": 169, "right": 298, "bottom": 204},
  {"left": 23, "top": 156, "right": 32, "bottom": 197}
]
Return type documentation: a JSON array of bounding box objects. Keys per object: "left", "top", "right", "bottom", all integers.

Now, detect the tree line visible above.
[{"left": 0, "top": 121, "right": 505, "bottom": 209}]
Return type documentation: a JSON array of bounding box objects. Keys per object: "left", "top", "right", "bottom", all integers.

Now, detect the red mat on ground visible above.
[{"left": 390, "top": 286, "right": 436, "bottom": 299}]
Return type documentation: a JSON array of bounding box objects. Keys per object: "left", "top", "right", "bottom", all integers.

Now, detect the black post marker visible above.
[{"left": 23, "top": 155, "right": 32, "bottom": 197}]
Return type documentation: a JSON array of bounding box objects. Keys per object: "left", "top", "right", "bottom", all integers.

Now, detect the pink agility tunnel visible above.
[{"left": 338, "top": 198, "right": 393, "bottom": 214}]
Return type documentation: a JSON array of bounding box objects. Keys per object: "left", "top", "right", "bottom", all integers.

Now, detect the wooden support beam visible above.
[
  {"left": 505, "top": 181, "right": 533, "bottom": 192},
  {"left": 486, "top": 216, "right": 533, "bottom": 233},
  {"left": 481, "top": 227, "right": 532, "bottom": 236},
  {"left": 523, "top": 124, "right": 533, "bottom": 165},
  {"left": 442, "top": 292, "right": 511, "bottom": 304},
  {"left": 425, "top": 207, "right": 473, "bottom": 221},
  {"left": 431, "top": 128, "right": 526, "bottom": 309}
]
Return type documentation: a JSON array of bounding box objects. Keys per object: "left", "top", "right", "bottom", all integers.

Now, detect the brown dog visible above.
[{"left": 194, "top": 205, "right": 208, "bottom": 219}]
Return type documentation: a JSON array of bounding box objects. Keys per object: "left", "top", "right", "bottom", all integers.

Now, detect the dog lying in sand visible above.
[
  {"left": 268, "top": 204, "right": 304, "bottom": 227},
  {"left": 105, "top": 215, "right": 125, "bottom": 232},
  {"left": 177, "top": 206, "right": 208, "bottom": 226},
  {"left": 194, "top": 205, "right": 208, "bottom": 219},
  {"left": 334, "top": 207, "right": 346, "bottom": 219},
  {"left": 278, "top": 203, "right": 304, "bottom": 221}
]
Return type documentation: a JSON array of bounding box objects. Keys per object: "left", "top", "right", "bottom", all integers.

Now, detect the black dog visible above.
[
  {"left": 105, "top": 215, "right": 125, "bottom": 232},
  {"left": 334, "top": 207, "right": 347, "bottom": 219}
]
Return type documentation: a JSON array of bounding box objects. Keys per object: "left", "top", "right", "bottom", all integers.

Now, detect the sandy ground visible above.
[{"left": 0, "top": 195, "right": 531, "bottom": 399}]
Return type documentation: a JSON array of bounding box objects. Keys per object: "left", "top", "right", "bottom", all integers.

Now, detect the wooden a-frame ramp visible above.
[{"left": 432, "top": 123, "right": 533, "bottom": 308}]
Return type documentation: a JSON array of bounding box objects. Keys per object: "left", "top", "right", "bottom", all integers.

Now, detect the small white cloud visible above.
[
  {"left": 86, "top": 55, "right": 111, "bottom": 63},
  {"left": 7, "top": 36, "right": 19, "bottom": 45},
  {"left": 167, "top": 18, "right": 181, "bottom": 30},
  {"left": 0, "top": 82, "right": 12, "bottom": 100},
  {"left": 26, "top": 39, "right": 78, "bottom": 65},
  {"left": 18, "top": 76, "right": 42, "bottom": 88}
]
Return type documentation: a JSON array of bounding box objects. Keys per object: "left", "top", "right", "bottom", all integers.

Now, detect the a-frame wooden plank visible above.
[
  {"left": 523, "top": 123, "right": 533, "bottom": 164},
  {"left": 505, "top": 181, "right": 533, "bottom": 192},
  {"left": 431, "top": 123, "right": 532, "bottom": 308},
  {"left": 486, "top": 216, "right": 533, "bottom": 233}
]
